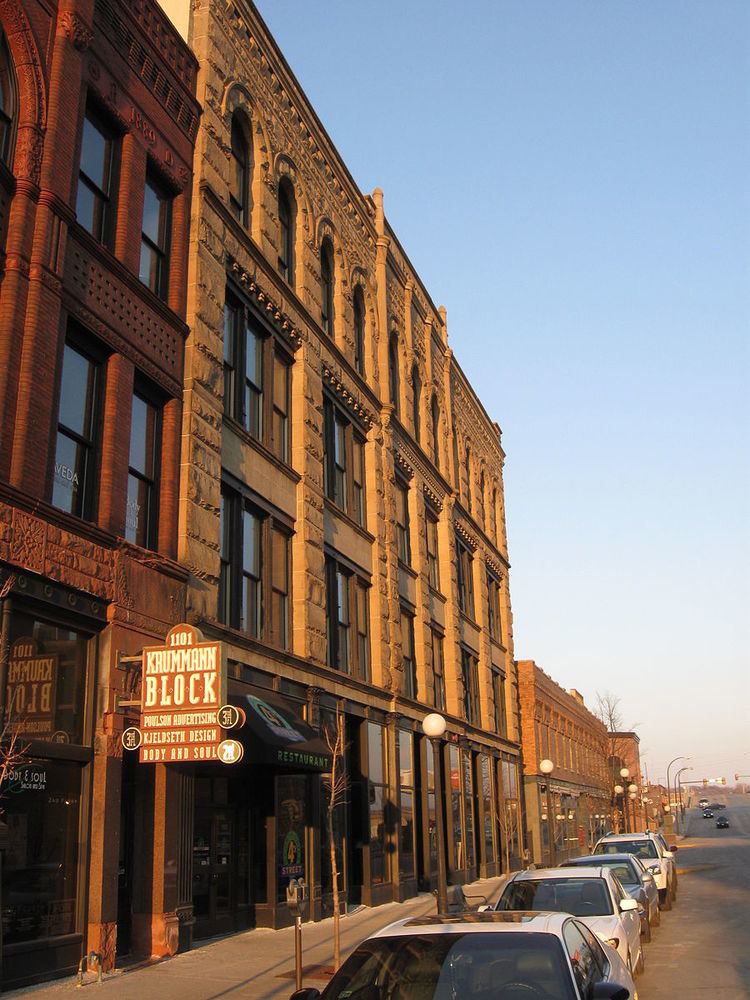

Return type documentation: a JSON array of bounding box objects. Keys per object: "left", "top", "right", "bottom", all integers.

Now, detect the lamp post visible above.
[
  {"left": 674, "top": 766, "right": 693, "bottom": 833},
  {"left": 613, "top": 784, "right": 624, "bottom": 833},
  {"left": 422, "top": 713, "right": 448, "bottom": 914},
  {"left": 627, "top": 784, "right": 638, "bottom": 831},
  {"left": 666, "top": 756, "right": 691, "bottom": 829},
  {"left": 619, "top": 769, "right": 630, "bottom": 833},
  {"left": 539, "top": 759, "right": 555, "bottom": 865}
]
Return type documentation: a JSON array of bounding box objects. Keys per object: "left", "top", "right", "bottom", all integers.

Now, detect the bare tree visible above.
[
  {"left": 594, "top": 691, "right": 623, "bottom": 733},
  {"left": 322, "top": 706, "right": 348, "bottom": 971}
]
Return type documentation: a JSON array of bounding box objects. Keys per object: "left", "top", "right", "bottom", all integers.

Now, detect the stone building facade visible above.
[
  {"left": 517, "top": 660, "right": 610, "bottom": 865},
  {"left": 159, "top": 0, "right": 526, "bottom": 941},
  {"left": 0, "top": 0, "right": 198, "bottom": 987},
  {"left": 609, "top": 730, "right": 646, "bottom": 832}
]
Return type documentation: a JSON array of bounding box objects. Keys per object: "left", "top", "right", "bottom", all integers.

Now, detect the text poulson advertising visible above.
[{"left": 124, "top": 624, "right": 243, "bottom": 764}]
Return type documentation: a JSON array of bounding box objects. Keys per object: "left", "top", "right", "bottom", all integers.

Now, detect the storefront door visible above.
[{"left": 192, "top": 807, "right": 235, "bottom": 938}]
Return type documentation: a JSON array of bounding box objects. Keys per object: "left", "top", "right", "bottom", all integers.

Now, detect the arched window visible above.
[
  {"left": 353, "top": 286, "right": 366, "bottom": 376},
  {"left": 411, "top": 364, "right": 421, "bottom": 442},
  {"left": 465, "top": 444, "right": 472, "bottom": 513},
  {"left": 388, "top": 334, "right": 400, "bottom": 415},
  {"left": 229, "top": 112, "right": 250, "bottom": 226},
  {"left": 320, "top": 237, "right": 335, "bottom": 337},
  {"left": 0, "top": 32, "right": 16, "bottom": 166},
  {"left": 278, "top": 178, "right": 295, "bottom": 285},
  {"left": 431, "top": 393, "right": 440, "bottom": 470}
]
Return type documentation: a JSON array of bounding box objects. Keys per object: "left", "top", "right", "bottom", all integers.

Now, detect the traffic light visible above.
[
  {"left": 736, "top": 773, "right": 740, "bottom": 781},
  {"left": 702, "top": 778, "right": 708, "bottom": 786},
  {"left": 719, "top": 777, "right": 726, "bottom": 785}
]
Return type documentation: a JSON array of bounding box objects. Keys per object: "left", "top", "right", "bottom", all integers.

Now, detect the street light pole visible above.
[
  {"left": 422, "top": 713, "right": 448, "bottom": 914},
  {"left": 666, "top": 756, "right": 691, "bottom": 831},
  {"left": 619, "top": 769, "right": 630, "bottom": 833},
  {"left": 674, "top": 766, "right": 692, "bottom": 832},
  {"left": 539, "top": 759, "right": 555, "bottom": 865}
]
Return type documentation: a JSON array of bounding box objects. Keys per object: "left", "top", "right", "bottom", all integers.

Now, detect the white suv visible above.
[{"left": 593, "top": 832, "right": 677, "bottom": 910}]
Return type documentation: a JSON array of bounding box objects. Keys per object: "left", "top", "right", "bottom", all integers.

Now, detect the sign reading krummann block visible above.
[{"left": 126, "top": 623, "right": 242, "bottom": 764}]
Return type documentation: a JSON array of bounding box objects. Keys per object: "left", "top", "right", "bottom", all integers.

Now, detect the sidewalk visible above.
[{"left": 14, "top": 876, "right": 508, "bottom": 1000}]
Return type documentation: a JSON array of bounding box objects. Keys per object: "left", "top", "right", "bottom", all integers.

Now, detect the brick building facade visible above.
[
  {"left": 609, "top": 730, "right": 646, "bottom": 833},
  {"left": 517, "top": 660, "right": 610, "bottom": 865},
  {"left": 0, "top": 0, "right": 198, "bottom": 987},
  {"left": 159, "top": 0, "right": 526, "bottom": 941}
]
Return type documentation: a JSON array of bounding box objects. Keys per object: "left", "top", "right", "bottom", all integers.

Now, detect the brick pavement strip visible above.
[{"left": 12, "top": 878, "right": 507, "bottom": 1000}]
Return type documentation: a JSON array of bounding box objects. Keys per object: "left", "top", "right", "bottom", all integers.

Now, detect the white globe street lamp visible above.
[
  {"left": 421, "top": 713, "right": 447, "bottom": 912},
  {"left": 538, "top": 760, "right": 555, "bottom": 864},
  {"left": 539, "top": 759, "right": 554, "bottom": 775},
  {"left": 620, "top": 768, "right": 630, "bottom": 779},
  {"left": 614, "top": 784, "right": 624, "bottom": 795},
  {"left": 628, "top": 784, "right": 638, "bottom": 794}
]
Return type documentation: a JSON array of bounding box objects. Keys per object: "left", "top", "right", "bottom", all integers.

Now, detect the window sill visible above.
[
  {"left": 398, "top": 559, "right": 418, "bottom": 580},
  {"left": 428, "top": 584, "right": 446, "bottom": 603},
  {"left": 490, "top": 636, "right": 507, "bottom": 654},
  {"left": 459, "top": 610, "right": 480, "bottom": 630},
  {"left": 323, "top": 497, "right": 375, "bottom": 543},
  {"left": 222, "top": 415, "right": 301, "bottom": 484}
]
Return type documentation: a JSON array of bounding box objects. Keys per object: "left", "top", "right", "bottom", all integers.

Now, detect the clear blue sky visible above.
[{"left": 255, "top": 0, "right": 750, "bottom": 788}]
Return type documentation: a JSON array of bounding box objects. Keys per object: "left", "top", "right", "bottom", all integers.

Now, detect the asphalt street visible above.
[{"left": 637, "top": 794, "right": 750, "bottom": 999}]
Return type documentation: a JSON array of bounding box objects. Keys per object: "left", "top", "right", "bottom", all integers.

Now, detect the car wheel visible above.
[
  {"left": 660, "top": 887, "right": 672, "bottom": 911},
  {"left": 642, "top": 916, "right": 652, "bottom": 943},
  {"left": 652, "top": 904, "right": 661, "bottom": 927}
]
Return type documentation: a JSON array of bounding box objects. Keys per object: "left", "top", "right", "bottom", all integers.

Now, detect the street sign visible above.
[{"left": 138, "top": 624, "right": 229, "bottom": 764}]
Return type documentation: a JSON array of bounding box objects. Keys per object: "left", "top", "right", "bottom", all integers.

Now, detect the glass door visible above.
[{"left": 192, "top": 808, "right": 235, "bottom": 937}]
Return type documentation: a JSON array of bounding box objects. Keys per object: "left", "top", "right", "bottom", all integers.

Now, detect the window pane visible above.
[
  {"left": 367, "top": 723, "right": 384, "bottom": 785},
  {"left": 142, "top": 178, "right": 164, "bottom": 246},
  {"left": 243, "top": 509, "right": 260, "bottom": 576},
  {"left": 58, "top": 345, "right": 96, "bottom": 438},
  {"left": 1, "top": 760, "right": 82, "bottom": 943},
  {"left": 80, "top": 115, "right": 108, "bottom": 192},
  {"left": 52, "top": 433, "right": 88, "bottom": 516},
  {"left": 125, "top": 472, "right": 150, "bottom": 545},
  {"left": 139, "top": 241, "right": 159, "bottom": 291},
  {"left": 75, "top": 181, "right": 97, "bottom": 237}
]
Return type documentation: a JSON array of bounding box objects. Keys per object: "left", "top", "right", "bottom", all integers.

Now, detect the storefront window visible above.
[
  {"left": 5, "top": 615, "right": 90, "bottom": 746},
  {"left": 368, "top": 723, "right": 389, "bottom": 884},
  {"left": 481, "top": 755, "right": 494, "bottom": 864},
  {"left": 276, "top": 774, "right": 307, "bottom": 903},
  {"left": 398, "top": 731, "right": 415, "bottom": 877},
  {"left": 503, "top": 757, "right": 522, "bottom": 863},
  {"left": 425, "top": 741, "right": 437, "bottom": 872},
  {"left": 462, "top": 750, "right": 475, "bottom": 868},
  {"left": 1, "top": 759, "right": 82, "bottom": 943},
  {"left": 449, "top": 745, "right": 462, "bottom": 871}
]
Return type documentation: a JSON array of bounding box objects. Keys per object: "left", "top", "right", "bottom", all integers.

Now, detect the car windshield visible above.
[
  {"left": 597, "top": 861, "right": 637, "bottom": 886},
  {"left": 594, "top": 840, "right": 658, "bottom": 860},
  {"left": 498, "top": 878, "right": 613, "bottom": 917},
  {"left": 323, "top": 932, "right": 577, "bottom": 1000}
]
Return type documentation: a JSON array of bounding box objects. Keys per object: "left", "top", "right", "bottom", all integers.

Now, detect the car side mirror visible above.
[
  {"left": 290, "top": 991, "right": 321, "bottom": 1000},
  {"left": 670, "top": 845, "right": 678, "bottom": 852},
  {"left": 591, "top": 984, "right": 630, "bottom": 1000},
  {"left": 619, "top": 897, "right": 638, "bottom": 912}
]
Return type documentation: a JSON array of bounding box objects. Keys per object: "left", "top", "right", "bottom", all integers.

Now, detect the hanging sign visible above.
[
  {"left": 137, "top": 624, "right": 230, "bottom": 764},
  {"left": 4, "top": 638, "right": 58, "bottom": 740}
]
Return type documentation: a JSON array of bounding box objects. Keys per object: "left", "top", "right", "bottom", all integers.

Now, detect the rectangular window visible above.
[
  {"left": 126, "top": 390, "right": 161, "bottom": 549},
  {"left": 493, "top": 670, "right": 508, "bottom": 738},
  {"left": 326, "top": 556, "right": 369, "bottom": 679},
  {"left": 425, "top": 740, "right": 438, "bottom": 871},
  {"left": 395, "top": 478, "right": 411, "bottom": 565},
  {"left": 461, "top": 648, "right": 480, "bottom": 725},
  {"left": 400, "top": 608, "right": 417, "bottom": 700},
  {"left": 487, "top": 571, "right": 503, "bottom": 643},
  {"left": 219, "top": 486, "right": 291, "bottom": 650},
  {"left": 456, "top": 538, "right": 475, "bottom": 618},
  {"left": 426, "top": 510, "right": 440, "bottom": 590},
  {"left": 323, "top": 395, "right": 366, "bottom": 527},
  {"left": 139, "top": 172, "right": 172, "bottom": 300},
  {"left": 52, "top": 341, "right": 102, "bottom": 520},
  {"left": 430, "top": 627, "right": 446, "bottom": 711},
  {"left": 272, "top": 351, "right": 290, "bottom": 463},
  {"left": 224, "top": 291, "right": 293, "bottom": 462},
  {"left": 399, "top": 731, "right": 416, "bottom": 877},
  {"left": 368, "top": 722, "right": 390, "bottom": 884},
  {"left": 463, "top": 749, "right": 475, "bottom": 868},
  {"left": 449, "top": 744, "right": 462, "bottom": 871},
  {"left": 481, "top": 755, "right": 495, "bottom": 864},
  {"left": 77, "top": 108, "right": 117, "bottom": 246}
]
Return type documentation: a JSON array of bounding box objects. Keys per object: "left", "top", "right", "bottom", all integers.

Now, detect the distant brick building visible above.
[
  {"left": 609, "top": 731, "right": 645, "bottom": 832},
  {"left": 517, "top": 660, "right": 610, "bottom": 864},
  {"left": 0, "top": 0, "right": 198, "bottom": 987}
]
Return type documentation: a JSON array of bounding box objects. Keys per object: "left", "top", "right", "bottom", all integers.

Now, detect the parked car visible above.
[
  {"left": 650, "top": 832, "right": 679, "bottom": 898},
  {"left": 593, "top": 833, "right": 677, "bottom": 911},
  {"left": 716, "top": 816, "right": 730, "bottom": 829},
  {"left": 561, "top": 853, "right": 659, "bottom": 940},
  {"left": 289, "top": 911, "right": 638, "bottom": 1000},
  {"left": 487, "top": 867, "right": 644, "bottom": 979}
]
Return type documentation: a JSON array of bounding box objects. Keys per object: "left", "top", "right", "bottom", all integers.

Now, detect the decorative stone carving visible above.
[{"left": 60, "top": 11, "right": 94, "bottom": 51}]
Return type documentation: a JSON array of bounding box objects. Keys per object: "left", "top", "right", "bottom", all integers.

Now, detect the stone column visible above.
[{"left": 98, "top": 353, "right": 134, "bottom": 536}]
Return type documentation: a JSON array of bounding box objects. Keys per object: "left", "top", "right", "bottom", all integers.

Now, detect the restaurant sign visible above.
[
  {"left": 4, "top": 638, "right": 58, "bottom": 740},
  {"left": 133, "top": 624, "right": 235, "bottom": 764}
]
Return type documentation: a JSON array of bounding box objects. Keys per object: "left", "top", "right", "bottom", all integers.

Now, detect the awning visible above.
[{"left": 229, "top": 688, "right": 332, "bottom": 772}]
